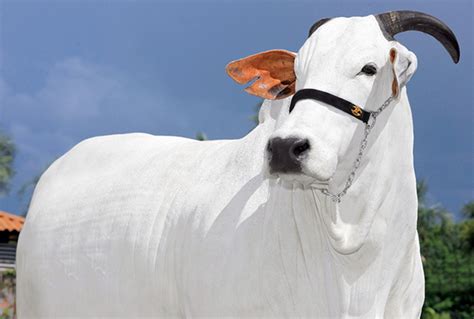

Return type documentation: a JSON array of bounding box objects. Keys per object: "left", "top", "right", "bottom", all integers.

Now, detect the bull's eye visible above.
[{"left": 359, "top": 63, "right": 377, "bottom": 76}]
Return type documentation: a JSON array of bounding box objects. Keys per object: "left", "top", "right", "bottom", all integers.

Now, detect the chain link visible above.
[{"left": 321, "top": 96, "right": 394, "bottom": 203}]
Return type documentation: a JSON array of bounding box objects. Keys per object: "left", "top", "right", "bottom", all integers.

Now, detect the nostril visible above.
[
  {"left": 266, "top": 141, "right": 273, "bottom": 154},
  {"left": 267, "top": 137, "right": 307, "bottom": 173},
  {"left": 292, "top": 140, "right": 310, "bottom": 157}
]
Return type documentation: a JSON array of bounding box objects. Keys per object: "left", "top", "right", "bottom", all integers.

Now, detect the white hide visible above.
[{"left": 17, "top": 15, "right": 424, "bottom": 318}]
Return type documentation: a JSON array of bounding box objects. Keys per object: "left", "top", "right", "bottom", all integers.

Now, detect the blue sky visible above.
[{"left": 0, "top": 0, "right": 472, "bottom": 218}]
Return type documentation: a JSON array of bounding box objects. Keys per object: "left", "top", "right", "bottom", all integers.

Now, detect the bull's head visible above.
[{"left": 227, "top": 11, "right": 459, "bottom": 184}]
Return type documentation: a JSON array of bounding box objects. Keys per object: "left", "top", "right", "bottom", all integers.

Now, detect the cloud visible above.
[
  {"left": 35, "top": 58, "right": 119, "bottom": 119},
  {"left": 0, "top": 55, "right": 253, "bottom": 215},
  {"left": 3, "top": 57, "right": 180, "bottom": 151},
  {"left": 0, "top": 57, "right": 182, "bottom": 209},
  {"left": 2, "top": 57, "right": 170, "bottom": 135}
]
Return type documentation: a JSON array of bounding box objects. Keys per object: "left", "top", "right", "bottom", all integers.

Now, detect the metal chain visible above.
[{"left": 321, "top": 96, "right": 394, "bottom": 203}]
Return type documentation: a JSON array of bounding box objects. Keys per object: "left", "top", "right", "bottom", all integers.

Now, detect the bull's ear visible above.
[
  {"left": 226, "top": 50, "right": 296, "bottom": 100},
  {"left": 389, "top": 45, "right": 418, "bottom": 97}
]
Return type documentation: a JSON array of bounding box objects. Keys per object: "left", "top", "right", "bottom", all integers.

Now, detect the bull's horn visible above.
[
  {"left": 375, "top": 10, "right": 460, "bottom": 63},
  {"left": 308, "top": 18, "right": 331, "bottom": 37}
]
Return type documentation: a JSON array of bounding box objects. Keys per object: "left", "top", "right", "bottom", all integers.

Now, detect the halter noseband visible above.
[{"left": 289, "top": 89, "right": 371, "bottom": 123}]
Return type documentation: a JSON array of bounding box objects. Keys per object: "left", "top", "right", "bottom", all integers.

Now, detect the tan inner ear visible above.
[
  {"left": 226, "top": 50, "right": 296, "bottom": 100},
  {"left": 390, "top": 48, "right": 399, "bottom": 97}
]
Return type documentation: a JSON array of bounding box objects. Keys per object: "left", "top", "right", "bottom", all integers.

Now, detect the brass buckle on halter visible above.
[{"left": 351, "top": 105, "right": 363, "bottom": 117}]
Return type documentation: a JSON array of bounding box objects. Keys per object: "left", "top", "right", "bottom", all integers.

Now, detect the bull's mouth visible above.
[{"left": 268, "top": 170, "right": 331, "bottom": 188}]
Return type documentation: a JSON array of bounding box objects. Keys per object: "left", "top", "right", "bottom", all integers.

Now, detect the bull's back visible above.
[{"left": 16, "top": 133, "right": 231, "bottom": 317}]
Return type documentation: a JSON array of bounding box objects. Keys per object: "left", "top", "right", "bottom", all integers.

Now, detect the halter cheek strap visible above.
[{"left": 289, "top": 89, "right": 371, "bottom": 123}]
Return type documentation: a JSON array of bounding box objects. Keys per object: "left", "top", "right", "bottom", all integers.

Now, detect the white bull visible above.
[{"left": 17, "top": 11, "right": 459, "bottom": 318}]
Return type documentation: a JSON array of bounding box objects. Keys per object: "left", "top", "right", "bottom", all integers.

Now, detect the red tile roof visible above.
[{"left": 0, "top": 211, "right": 25, "bottom": 232}]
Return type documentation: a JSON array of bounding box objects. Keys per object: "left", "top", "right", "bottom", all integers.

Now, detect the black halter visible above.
[{"left": 289, "top": 89, "right": 371, "bottom": 123}]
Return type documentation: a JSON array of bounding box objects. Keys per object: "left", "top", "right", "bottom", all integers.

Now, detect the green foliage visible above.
[
  {"left": 460, "top": 218, "right": 474, "bottom": 252},
  {"left": 250, "top": 101, "right": 263, "bottom": 126},
  {"left": 418, "top": 183, "right": 474, "bottom": 318},
  {"left": 0, "top": 133, "right": 15, "bottom": 196},
  {"left": 195, "top": 132, "right": 208, "bottom": 141},
  {"left": 17, "top": 160, "right": 55, "bottom": 216},
  {"left": 462, "top": 202, "right": 474, "bottom": 219},
  {"left": 17, "top": 173, "right": 42, "bottom": 216},
  {"left": 422, "top": 307, "right": 451, "bottom": 319},
  {"left": 0, "top": 269, "right": 15, "bottom": 281},
  {"left": 0, "top": 269, "right": 16, "bottom": 319}
]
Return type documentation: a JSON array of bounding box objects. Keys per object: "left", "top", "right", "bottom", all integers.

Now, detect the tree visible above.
[
  {"left": 0, "top": 133, "right": 15, "bottom": 196},
  {"left": 461, "top": 201, "right": 474, "bottom": 219},
  {"left": 195, "top": 132, "right": 208, "bottom": 141},
  {"left": 460, "top": 201, "right": 474, "bottom": 251},
  {"left": 250, "top": 101, "right": 263, "bottom": 126},
  {"left": 417, "top": 183, "right": 474, "bottom": 318}
]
